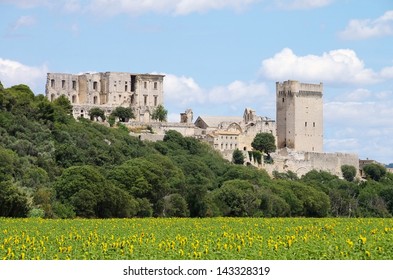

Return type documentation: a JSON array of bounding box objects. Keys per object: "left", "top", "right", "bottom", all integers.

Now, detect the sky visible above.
[{"left": 1, "top": 0, "right": 393, "bottom": 164}]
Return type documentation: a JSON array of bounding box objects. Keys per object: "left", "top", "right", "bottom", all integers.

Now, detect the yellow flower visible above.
[
  {"left": 359, "top": 235, "right": 367, "bottom": 245},
  {"left": 365, "top": 251, "right": 371, "bottom": 257}
]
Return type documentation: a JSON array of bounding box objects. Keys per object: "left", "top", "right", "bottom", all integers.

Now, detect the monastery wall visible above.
[{"left": 261, "top": 149, "right": 359, "bottom": 178}]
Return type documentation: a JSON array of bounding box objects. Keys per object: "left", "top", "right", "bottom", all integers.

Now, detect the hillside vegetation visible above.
[{"left": 1, "top": 83, "right": 393, "bottom": 218}]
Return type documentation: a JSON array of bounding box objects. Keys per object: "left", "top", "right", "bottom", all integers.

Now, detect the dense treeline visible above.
[{"left": 1, "top": 83, "right": 393, "bottom": 218}]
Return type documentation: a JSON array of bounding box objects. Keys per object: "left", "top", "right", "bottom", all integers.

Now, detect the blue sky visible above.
[{"left": 1, "top": 0, "right": 393, "bottom": 163}]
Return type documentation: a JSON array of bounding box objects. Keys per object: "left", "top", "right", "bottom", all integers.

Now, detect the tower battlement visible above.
[{"left": 276, "top": 80, "right": 323, "bottom": 97}]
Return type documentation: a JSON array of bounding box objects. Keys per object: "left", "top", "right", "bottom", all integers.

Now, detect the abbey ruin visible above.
[
  {"left": 46, "top": 73, "right": 359, "bottom": 178},
  {"left": 46, "top": 72, "right": 164, "bottom": 122}
]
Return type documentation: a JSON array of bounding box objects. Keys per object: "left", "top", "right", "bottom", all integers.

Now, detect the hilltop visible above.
[{"left": 1, "top": 83, "right": 393, "bottom": 218}]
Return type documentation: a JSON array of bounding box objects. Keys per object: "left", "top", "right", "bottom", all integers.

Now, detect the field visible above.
[{"left": 1, "top": 218, "right": 393, "bottom": 260}]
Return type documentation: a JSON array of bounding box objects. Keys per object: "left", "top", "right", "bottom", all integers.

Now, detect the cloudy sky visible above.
[{"left": 1, "top": 0, "right": 393, "bottom": 163}]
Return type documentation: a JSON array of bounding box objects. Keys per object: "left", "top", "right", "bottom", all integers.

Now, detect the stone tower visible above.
[{"left": 276, "top": 80, "right": 323, "bottom": 153}]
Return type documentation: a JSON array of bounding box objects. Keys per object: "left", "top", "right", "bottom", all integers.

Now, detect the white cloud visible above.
[
  {"left": 324, "top": 98, "right": 393, "bottom": 163},
  {"left": 88, "top": 0, "right": 260, "bottom": 16},
  {"left": 324, "top": 138, "right": 360, "bottom": 154},
  {"left": 0, "top": 0, "right": 50, "bottom": 8},
  {"left": 333, "top": 88, "right": 371, "bottom": 102},
  {"left": 10, "top": 15, "right": 36, "bottom": 31},
  {"left": 0, "top": 0, "right": 83, "bottom": 12},
  {"left": 260, "top": 48, "right": 380, "bottom": 85},
  {"left": 380, "top": 65, "right": 393, "bottom": 79},
  {"left": 1, "top": 0, "right": 332, "bottom": 16},
  {"left": 163, "top": 73, "right": 274, "bottom": 118},
  {"left": 274, "top": 0, "right": 333, "bottom": 10},
  {"left": 208, "top": 80, "right": 269, "bottom": 103},
  {"left": 164, "top": 74, "right": 206, "bottom": 106},
  {"left": 173, "top": 0, "right": 260, "bottom": 15},
  {"left": 339, "top": 10, "right": 393, "bottom": 40},
  {"left": 63, "top": 0, "right": 82, "bottom": 12},
  {"left": 0, "top": 58, "right": 48, "bottom": 93}
]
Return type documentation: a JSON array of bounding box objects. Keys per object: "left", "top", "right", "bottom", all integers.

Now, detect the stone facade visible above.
[
  {"left": 46, "top": 72, "right": 164, "bottom": 122},
  {"left": 263, "top": 148, "right": 359, "bottom": 178},
  {"left": 276, "top": 80, "right": 323, "bottom": 153},
  {"left": 195, "top": 108, "right": 276, "bottom": 161},
  {"left": 180, "top": 109, "right": 194, "bottom": 124}
]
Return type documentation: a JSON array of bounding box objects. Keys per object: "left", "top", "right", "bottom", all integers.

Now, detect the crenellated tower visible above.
[{"left": 276, "top": 80, "right": 323, "bottom": 153}]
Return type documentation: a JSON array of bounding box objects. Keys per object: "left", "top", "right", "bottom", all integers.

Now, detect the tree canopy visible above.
[
  {"left": 251, "top": 132, "right": 276, "bottom": 155},
  {"left": 151, "top": 104, "right": 168, "bottom": 122},
  {"left": 110, "top": 106, "right": 134, "bottom": 122},
  {"left": 363, "top": 163, "right": 387, "bottom": 181},
  {"left": 89, "top": 107, "right": 106, "bottom": 121},
  {"left": 232, "top": 149, "right": 245, "bottom": 165},
  {"left": 1, "top": 83, "right": 392, "bottom": 218}
]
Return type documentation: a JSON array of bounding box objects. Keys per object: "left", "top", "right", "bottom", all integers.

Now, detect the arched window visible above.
[{"left": 93, "top": 96, "right": 98, "bottom": 104}]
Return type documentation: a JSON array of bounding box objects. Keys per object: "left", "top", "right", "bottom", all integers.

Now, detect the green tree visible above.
[
  {"left": 0, "top": 181, "right": 30, "bottom": 217},
  {"left": 53, "top": 95, "right": 72, "bottom": 114},
  {"left": 288, "top": 182, "right": 330, "bottom": 217},
  {"left": 251, "top": 132, "right": 276, "bottom": 158},
  {"left": 108, "top": 114, "right": 116, "bottom": 127},
  {"left": 363, "top": 163, "right": 387, "bottom": 181},
  {"left": 160, "top": 194, "right": 189, "bottom": 217},
  {"left": 136, "top": 198, "right": 153, "bottom": 217},
  {"left": 35, "top": 100, "right": 55, "bottom": 122},
  {"left": 212, "top": 179, "right": 260, "bottom": 217},
  {"left": 52, "top": 95, "right": 73, "bottom": 123},
  {"left": 358, "top": 181, "right": 390, "bottom": 217},
  {"left": 232, "top": 148, "right": 245, "bottom": 165},
  {"left": 272, "top": 170, "right": 298, "bottom": 180},
  {"left": 54, "top": 165, "right": 138, "bottom": 218},
  {"left": 21, "top": 167, "right": 49, "bottom": 189},
  {"left": 110, "top": 106, "right": 134, "bottom": 122},
  {"left": 163, "top": 130, "right": 187, "bottom": 148},
  {"left": 108, "top": 163, "right": 150, "bottom": 198},
  {"left": 89, "top": 107, "right": 106, "bottom": 121},
  {"left": 151, "top": 104, "right": 168, "bottom": 122},
  {"left": 0, "top": 147, "right": 17, "bottom": 181},
  {"left": 70, "top": 189, "right": 97, "bottom": 218},
  {"left": 341, "top": 165, "right": 357, "bottom": 182},
  {"left": 33, "top": 187, "right": 56, "bottom": 218},
  {"left": 259, "top": 189, "right": 290, "bottom": 217}
]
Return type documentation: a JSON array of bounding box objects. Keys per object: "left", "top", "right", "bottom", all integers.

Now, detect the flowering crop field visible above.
[{"left": 1, "top": 218, "right": 393, "bottom": 260}]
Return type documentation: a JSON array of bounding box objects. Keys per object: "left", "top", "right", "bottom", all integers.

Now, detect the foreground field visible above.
[{"left": 1, "top": 218, "right": 393, "bottom": 260}]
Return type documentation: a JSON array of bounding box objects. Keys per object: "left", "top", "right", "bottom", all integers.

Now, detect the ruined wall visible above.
[
  {"left": 46, "top": 73, "right": 79, "bottom": 102},
  {"left": 262, "top": 149, "right": 359, "bottom": 178},
  {"left": 126, "top": 122, "right": 201, "bottom": 138}
]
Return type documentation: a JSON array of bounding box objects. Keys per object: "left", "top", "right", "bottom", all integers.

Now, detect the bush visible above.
[
  {"left": 28, "top": 208, "right": 45, "bottom": 218},
  {"left": 341, "top": 165, "right": 357, "bottom": 182}
]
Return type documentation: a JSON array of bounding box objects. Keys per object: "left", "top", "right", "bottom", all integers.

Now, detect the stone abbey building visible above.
[
  {"left": 45, "top": 73, "right": 359, "bottom": 178},
  {"left": 45, "top": 72, "right": 164, "bottom": 122}
]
